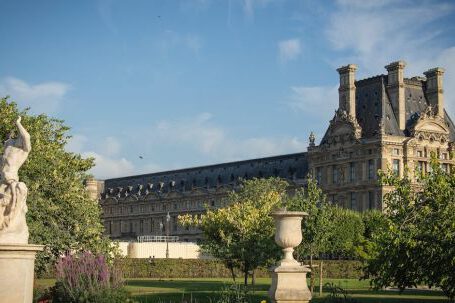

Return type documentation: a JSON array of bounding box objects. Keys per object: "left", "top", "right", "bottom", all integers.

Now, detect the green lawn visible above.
[{"left": 35, "top": 278, "right": 448, "bottom": 303}]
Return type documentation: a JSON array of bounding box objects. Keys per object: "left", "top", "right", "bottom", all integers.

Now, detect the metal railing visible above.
[{"left": 137, "top": 235, "right": 179, "bottom": 243}]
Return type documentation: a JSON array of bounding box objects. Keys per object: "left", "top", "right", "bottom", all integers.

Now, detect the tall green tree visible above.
[
  {"left": 0, "top": 97, "right": 113, "bottom": 275},
  {"left": 179, "top": 178, "right": 288, "bottom": 285},
  {"left": 285, "top": 176, "right": 334, "bottom": 292},
  {"left": 328, "top": 207, "right": 364, "bottom": 258},
  {"left": 364, "top": 160, "right": 455, "bottom": 301}
]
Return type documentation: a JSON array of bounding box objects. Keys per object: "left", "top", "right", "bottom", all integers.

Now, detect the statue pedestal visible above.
[
  {"left": 0, "top": 244, "right": 44, "bottom": 303},
  {"left": 269, "top": 264, "right": 312, "bottom": 303}
]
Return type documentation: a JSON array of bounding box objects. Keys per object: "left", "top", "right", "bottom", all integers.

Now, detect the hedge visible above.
[{"left": 116, "top": 258, "right": 362, "bottom": 279}]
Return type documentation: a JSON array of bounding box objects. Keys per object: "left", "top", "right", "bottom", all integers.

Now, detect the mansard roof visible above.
[
  {"left": 102, "top": 152, "right": 309, "bottom": 197},
  {"left": 321, "top": 74, "right": 455, "bottom": 144}
]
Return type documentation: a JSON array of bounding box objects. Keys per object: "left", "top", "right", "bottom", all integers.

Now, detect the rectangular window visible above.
[
  {"left": 350, "top": 192, "right": 357, "bottom": 210},
  {"left": 332, "top": 166, "right": 339, "bottom": 184},
  {"left": 316, "top": 167, "right": 322, "bottom": 184},
  {"left": 441, "top": 153, "right": 448, "bottom": 160},
  {"left": 392, "top": 159, "right": 400, "bottom": 176},
  {"left": 392, "top": 148, "right": 399, "bottom": 156},
  {"left": 417, "top": 150, "right": 423, "bottom": 157},
  {"left": 350, "top": 162, "right": 356, "bottom": 182},
  {"left": 368, "top": 160, "right": 375, "bottom": 179},
  {"left": 150, "top": 219, "right": 154, "bottom": 232},
  {"left": 417, "top": 161, "right": 425, "bottom": 174},
  {"left": 368, "top": 191, "right": 374, "bottom": 209},
  {"left": 140, "top": 220, "right": 144, "bottom": 233},
  {"left": 441, "top": 163, "right": 449, "bottom": 173}
]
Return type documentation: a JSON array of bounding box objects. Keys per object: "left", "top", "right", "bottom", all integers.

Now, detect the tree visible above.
[
  {"left": 179, "top": 177, "right": 288, "bottom": 285},
  {"left": 0, "top": 97, "right": 113, "bottom": 275},
  {"left": 285, "top": 176, "right": 333, "bottom": 292},
  {"left": 363, "top": 160, "right": 455, "bottom": 301},
  {"left": 328, "top": 206, "right": 364, "bottom": 258},
  {"left": 355, "top": 210, "right": 388, "bottom": 261}
]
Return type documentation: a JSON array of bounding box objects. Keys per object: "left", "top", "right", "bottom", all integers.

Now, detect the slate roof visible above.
[
  {"left": 323, "top": 75, "right": 455, "bottom": 142},
  {"left": 103, "top": 152, "right": 309, "bottom": 194}
]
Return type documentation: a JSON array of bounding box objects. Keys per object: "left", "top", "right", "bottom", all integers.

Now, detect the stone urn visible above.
[
  {"left": 272, "top": 210, "right": 308, "bottom": 267},
  {"left": 269, "top": 210, "right": 312, "bottom": 303}
]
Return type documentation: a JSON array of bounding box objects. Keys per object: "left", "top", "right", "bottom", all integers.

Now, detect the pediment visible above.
[
  {"left": 321, "top": 109, "right": 362, "bottom": 147},
  {"left": 414, "top": 121, "right": 448, "bottom": 134},
  {"left": 332, "top": 124, "right": 354, "bottom": 136}
]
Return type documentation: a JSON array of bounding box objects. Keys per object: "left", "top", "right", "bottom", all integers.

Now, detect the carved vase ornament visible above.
[
  {"left": 271, "top": 210, "right": 308, "bottom": 266},
  {"left": 269, "top": 210, "right": 312, "bottom": 303}
]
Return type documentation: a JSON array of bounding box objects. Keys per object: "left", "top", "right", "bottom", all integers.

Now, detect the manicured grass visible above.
[
  {"left": 35, "top": 278, "right": 447, "bottom": 303},
  {"left": 126, "top": 278, "right": 447, "bottom": 303}
]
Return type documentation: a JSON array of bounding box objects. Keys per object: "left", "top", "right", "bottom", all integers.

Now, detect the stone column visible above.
[{"left": 0, "top": 244, "right": 44, "bottom": 303}]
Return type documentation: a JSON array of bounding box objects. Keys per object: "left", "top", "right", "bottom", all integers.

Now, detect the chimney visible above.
[
  {"left": 424, "top": 67, "right": 445, "bottom": 117},
  {"left": 385, "top": 60, "right": 406, "bottom": 130},
  {"left": 85, "top": 178, "right": 102, "bottom": 201},
  {"left": 337, "top": 64, "right": 358, "bottom": 120}
]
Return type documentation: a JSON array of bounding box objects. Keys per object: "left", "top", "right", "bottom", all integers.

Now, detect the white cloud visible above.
[
  {"left": 326, "top": 1, "right": 453, "bottom": 75},
  {"left": 66, "top": 112, "right": 310, "bottom": 179},
  {"left": 324, "top": 0, "right": 455, "bottom": 116},
  {"left": 151, "top": 113, "right": 308, "bottom": 162},
  {"left": 98, "top": 136, "right": 122, "bottom": 157},
  {"left": 83, "top": 151, "right": 135, "bottom": 179},
  {"left": 278, "top": 39, "right": 301, "bottom": 62},
  {"left": 66, "top": 134, "right": 88, "bottom": 154},
  {"left": 289, "top": 85, "right": 338, "bottom": 119},
  {"left": 0, "top": 77, "right": 70, "bottom": 114},
  {"left": 66, "top": 134, "right": 160, "bottom": 179}
]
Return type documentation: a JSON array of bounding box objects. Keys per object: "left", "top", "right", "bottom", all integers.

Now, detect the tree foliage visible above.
[
  {"left": 0, "top": 97, "right": 113, "bottom": 275},
  {"left": 286, "top": 177, "right": 333, "bottom": 259},
  {"left": 179, "top": 178, "right": 288, "bottom": 285},
  {"left": 364, "top": 160, "right": 455, "bottom": 300},
  {"left": 328, "top": 207, "right": 364, "bottom": 258}
]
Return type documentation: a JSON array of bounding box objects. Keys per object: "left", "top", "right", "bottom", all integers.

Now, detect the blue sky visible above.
[{"left": 1, "top": 0, "right": 455, "bottom": 179}]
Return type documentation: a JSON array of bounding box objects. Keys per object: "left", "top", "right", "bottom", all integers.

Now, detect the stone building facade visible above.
[{"left": 96, "top": 61, "right": 454, "bottom": 242}]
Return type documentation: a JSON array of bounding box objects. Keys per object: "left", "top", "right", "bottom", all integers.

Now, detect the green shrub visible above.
[{"left": 116, "top": 258, "right": 361, "bottom": 279}]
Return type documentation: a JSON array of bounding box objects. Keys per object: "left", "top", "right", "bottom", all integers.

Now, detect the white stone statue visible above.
[{"left": 0, "top": 117, "right": 30, "bottom": 244}]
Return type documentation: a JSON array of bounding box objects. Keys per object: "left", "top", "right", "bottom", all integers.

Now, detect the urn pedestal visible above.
[
  {"left": 269, "top": 211, "right": 312, "bottom": 303},
  {"left": 0, "top": 244, "right": 44, "bottom": 303}
]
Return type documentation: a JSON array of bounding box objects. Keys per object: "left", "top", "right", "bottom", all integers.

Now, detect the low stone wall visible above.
[{"left": 117, "top": 241, "right": 208, "bottom": 259}]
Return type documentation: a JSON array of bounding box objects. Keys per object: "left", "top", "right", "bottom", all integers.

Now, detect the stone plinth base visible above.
[
  {"left": 0, "top": 244, "right": 44, "bottom": 303},
  {"left": 269, "top": 264, "right": 312, "bottom": 303}
]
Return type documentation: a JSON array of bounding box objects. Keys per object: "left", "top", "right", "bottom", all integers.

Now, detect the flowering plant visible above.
[{"left": 52, "top": 251, "right": 130, "bottom": 303}]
